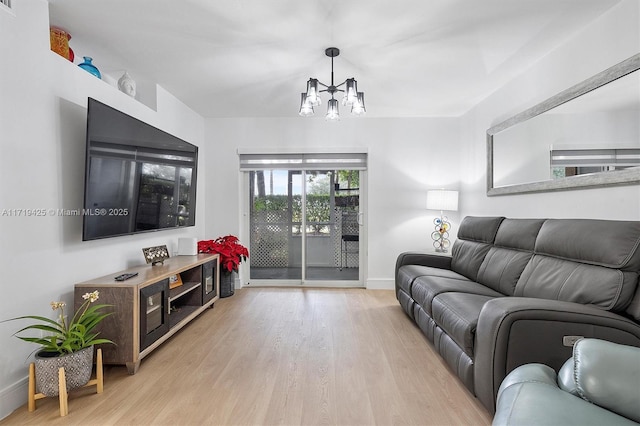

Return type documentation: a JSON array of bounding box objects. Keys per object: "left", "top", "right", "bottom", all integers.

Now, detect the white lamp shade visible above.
[{"left": 427, "top": 190, "right": 459, "bottom": 211}]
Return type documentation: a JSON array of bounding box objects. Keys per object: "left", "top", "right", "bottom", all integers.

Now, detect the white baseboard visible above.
[
  {"left": 0, "top": 376, "right": 28, "bottom": 421},
  {"left": 365, "top": 278, "right": 394, "bottom": 290}
]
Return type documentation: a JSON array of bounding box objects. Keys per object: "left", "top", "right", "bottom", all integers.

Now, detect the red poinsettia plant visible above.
[{"left": 198, "top": 235, "right": 249, "bottom": 273}]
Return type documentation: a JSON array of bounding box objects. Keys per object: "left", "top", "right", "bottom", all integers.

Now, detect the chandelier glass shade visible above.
[{"left": 299, "top": 47, "right": 366, "bottom": 120}]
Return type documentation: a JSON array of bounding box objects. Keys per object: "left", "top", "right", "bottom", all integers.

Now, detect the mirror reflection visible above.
[{"left": 488, "top": 54, "right": 640, "bottom": 195}]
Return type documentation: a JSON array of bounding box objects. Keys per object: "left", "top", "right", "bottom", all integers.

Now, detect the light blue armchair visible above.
[{"left": 493, "top": 338, "right": 640, "bottom": 425}]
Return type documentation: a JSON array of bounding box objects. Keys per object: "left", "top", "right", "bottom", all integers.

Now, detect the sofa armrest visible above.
[
  {"left": 395, "top": 251, "right": 452, "bottom": 270},
  {"left": 395, "top": 252, "right": 454, "bottom": 295},
  {"left": 474, "top": 297, "right": 640, "bottom": 413},
  {"left": 497, "top": 363, "right": 558, "bottom": 396},
  {"left": 493, "top": 363, "right": 639, "bottom": 426}
]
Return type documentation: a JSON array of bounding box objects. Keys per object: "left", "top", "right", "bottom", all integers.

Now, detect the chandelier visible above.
[{"left": 299, "top": 47, "right": 366, "bottom": 120}]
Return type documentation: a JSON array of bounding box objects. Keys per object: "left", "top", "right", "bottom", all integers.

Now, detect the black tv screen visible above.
[{"left": 83, "top": 98, "right": 198, "bottom": 241}]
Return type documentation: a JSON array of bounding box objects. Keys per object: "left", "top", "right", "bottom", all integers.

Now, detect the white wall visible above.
[
  {"left": 0, "top": 1, "right": 205, "bottom": 418},
  {"left": 459, "top": 0, "right": 640, "bottom": 220},
  {"left": 202, "top": 1, "right": 640, "bottom": 294},
  {"left": 203, "top": 117, "right": 461, "bottom": 289},
  {"left": 1, "top": 0, "right": 638, "bottom": 420}
]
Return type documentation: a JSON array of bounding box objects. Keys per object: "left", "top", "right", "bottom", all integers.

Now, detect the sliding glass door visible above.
[
  {"left": 246, "top": 168, "right": 363, "bottom": 286},
  {"left": 304, "top": 170, "right": 360, "bottom": 281},
  {"left": 248, "top": 170, "right": 303, "bottom": 281}
]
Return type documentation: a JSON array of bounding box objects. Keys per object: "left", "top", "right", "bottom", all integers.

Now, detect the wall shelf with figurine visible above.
[{"left": 48, "top": 25, "right": 158, "bottom": 111}]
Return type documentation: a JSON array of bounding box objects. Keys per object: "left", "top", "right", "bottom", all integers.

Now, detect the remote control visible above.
[{"left": 114, "top": 272, "right": 138, "bottom": 281}]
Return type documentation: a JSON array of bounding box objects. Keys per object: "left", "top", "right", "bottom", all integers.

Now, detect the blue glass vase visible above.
[{"left": 78, "top": 56, "right": 101, "bottom": 79}]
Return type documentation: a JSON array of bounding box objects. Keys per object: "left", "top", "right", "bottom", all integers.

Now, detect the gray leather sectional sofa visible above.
[{"left": 395, "top": 216, "right": 640, "bottom": 413}]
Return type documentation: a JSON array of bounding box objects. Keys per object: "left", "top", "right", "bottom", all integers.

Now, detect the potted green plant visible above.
[
  {"left": 4, "top": 290, "right": 114, "bottom": 396},
  {"left": 198, "top": 235, "right": 249, "bottom": 298}
]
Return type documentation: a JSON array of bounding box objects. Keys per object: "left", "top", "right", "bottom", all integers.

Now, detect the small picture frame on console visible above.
[
  {"left": 142, "top": 245, "right": 170, "bottom": 265},
  {"left": 169, "top": 274, "right": 183, "bottom": 289}
]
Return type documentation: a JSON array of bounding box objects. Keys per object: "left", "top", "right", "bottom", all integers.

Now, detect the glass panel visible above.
[
  {"left": 202, "top": 261, "right": 217, "bottom": 304},
  {"left": 304, "top": 170, "right": 332, "bottom": 280},
  {"left": 249, "top": 170, "right": 302, "bottom": 280},
  {"left": 146, "top": 293, "right": 163, "bottom": 334},
  {"left": 306, "top": 170, "right": 359, "bottom": 281},
  {"left": 140, "top": 279, "right": 169, "bottom": 350},
  {"left": 248, "top": 169, "right": 361, "bottom": 283}
]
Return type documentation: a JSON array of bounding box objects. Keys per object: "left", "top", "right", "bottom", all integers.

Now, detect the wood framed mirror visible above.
[{"left": 487, "top": 54, "right": 640, "bottom": 196}]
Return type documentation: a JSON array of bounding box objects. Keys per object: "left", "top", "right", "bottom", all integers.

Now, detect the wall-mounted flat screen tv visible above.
[{"left": 83, "top": 98, "right": 198, "bottom": 241}]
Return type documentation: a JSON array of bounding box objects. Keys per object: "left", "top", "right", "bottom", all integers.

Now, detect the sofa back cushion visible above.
[
  {"left": 451, "top": 216, "right": 504, "bottom": 281},
  {"left": 534, "top": 219, "right": 640, "bottom": 271},
  {"left": 514, "top": 219, "right": 640, "bottom": 314},
  {"left": 476, "top": 219, "right": 545, "bottom": 295},
  {"left": 515, "top": 255, "right": 637, "bottom": 311}
]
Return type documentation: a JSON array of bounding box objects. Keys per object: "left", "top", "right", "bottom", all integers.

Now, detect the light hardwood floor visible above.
[{"left": 1, "top": 288, "right": 491, "bottom": 425}]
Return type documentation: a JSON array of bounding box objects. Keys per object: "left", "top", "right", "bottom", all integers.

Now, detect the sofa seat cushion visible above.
[
  {"left": 397, "top": 264, "right": 469, "bottom": 297},
  {"left": 432, "top": 293, "right": 496, "bottom": 357},
  {"left": 412, "top": 275, "right": 503, "bottom": 316}
]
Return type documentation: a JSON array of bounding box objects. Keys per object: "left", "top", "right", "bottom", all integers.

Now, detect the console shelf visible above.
[
  {"left": 169, "top": 280, "right": 201, "bottom": 302},
  {"left": 168, "top": 305, "right": 199, "bottom": 329},
  {"left": 74, "top": 254, "right": 219, "bottom": 374}
]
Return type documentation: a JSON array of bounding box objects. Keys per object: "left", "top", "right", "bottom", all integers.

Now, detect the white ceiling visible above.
[{"left": 48, "top": 0, "right": 621, "bottom": 118}]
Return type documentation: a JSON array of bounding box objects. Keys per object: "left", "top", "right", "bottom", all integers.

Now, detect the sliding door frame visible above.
[{"left": 238, "top": 152, "right": 367, "bottom": 288}]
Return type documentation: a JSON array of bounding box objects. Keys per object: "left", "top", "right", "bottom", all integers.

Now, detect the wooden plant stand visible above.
[{"left": 28, "top": 348, "right": 104, "bottom": 417}]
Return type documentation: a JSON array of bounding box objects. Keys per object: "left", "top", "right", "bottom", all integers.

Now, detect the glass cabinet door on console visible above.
[
  {"left": 202, "top": 260, "right": 218, "bottom": 304},
  {"left": 140, "top": 278, "right": 170, "bottom": 350}
]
